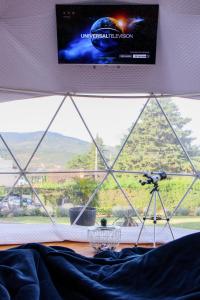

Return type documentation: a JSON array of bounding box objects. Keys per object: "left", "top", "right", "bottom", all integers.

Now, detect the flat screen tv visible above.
[{"left": 56, "top": 4, "right": 159, "bottom": 65}]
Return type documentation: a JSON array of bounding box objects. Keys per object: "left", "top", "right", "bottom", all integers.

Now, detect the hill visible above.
[{"left": 0, "top": 131, "right": 91, "bottom": 170}]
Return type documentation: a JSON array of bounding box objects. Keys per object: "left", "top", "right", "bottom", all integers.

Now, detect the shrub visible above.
[
  {"left": 30, "top": 208, "right": 47, "bottom": 217},
  {"left": 11, "top": 207, "right": 47, "bottom": 217},
  {"left": 112, "top": 206, "right": 137, "bottom": 218},
  {"left": 175, "top": 207, "right": 190, "bottom": 216},
  {"left": 0, "top": 211, "right": 5, "bottom": 217},
  {"left": 96, "top": 207, "right": 112, "bottom": 216},
  {"left": 12, "top": 208, "right": 27, "bottom": 217}
]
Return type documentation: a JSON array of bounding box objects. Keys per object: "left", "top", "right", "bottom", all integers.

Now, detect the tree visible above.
[
  {"left": 67, "top": 135, "right": 107, "bottom": 170},
  {"left": 115, "top": 99, "right": 200, "bottom": 172}
]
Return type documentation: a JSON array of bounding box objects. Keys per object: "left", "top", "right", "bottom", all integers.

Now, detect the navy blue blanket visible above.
[{"left": 0, "top": 233, "right": 199, "bottom": 300}]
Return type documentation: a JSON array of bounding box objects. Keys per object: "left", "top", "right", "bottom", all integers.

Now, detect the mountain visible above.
[{"left": 0, "top": 132, "right": 91, "bottom": 170}]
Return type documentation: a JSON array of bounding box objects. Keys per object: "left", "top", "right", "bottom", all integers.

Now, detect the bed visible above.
[{"left": 0, "top": 233, "right": 199, "bottom": 300}]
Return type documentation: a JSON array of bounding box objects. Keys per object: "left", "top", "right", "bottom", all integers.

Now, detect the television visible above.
[{"left": 56, "top": 4, "right": 159, "bottom": 65}]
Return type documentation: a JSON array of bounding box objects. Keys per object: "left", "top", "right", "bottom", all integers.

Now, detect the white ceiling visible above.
[{"left": 0, "top": 0, "right": 200, "bottom": 101}]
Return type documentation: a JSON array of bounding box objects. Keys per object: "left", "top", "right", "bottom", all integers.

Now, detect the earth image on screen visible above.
[{"left": 90, "top": 17, "right": 123, "bottom": 52}]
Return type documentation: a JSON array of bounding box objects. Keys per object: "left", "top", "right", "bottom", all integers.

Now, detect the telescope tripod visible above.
[{"left": 136, "top": 183, "right": 174, "bottom": 247}]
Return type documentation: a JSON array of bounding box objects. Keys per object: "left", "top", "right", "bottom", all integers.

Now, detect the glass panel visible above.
[
  {"left": 95, "top": 174, "right": 139, "bottom": 227},
  {"left": 0, "top": 174, "right": 19, "bottom": 197},
  {"left": 0, "top": 138, "right": 20, "bottom": 172},
  {"left": 115, "top": 98, "right": 193, "bottom": 173},
  {"left": 0, "top": 96, "right": 63, "bottom": 169},
  {"left": 73, "top": 96, "right": 147, "bottom": 167},
  {"left": 169, "top": 179, "right": 200, "bottom": 231},
  {"left": 0, "top": 95, "right": 198, "bottom": 242},
  {"left": 114, "top": 173, "right": 150, "bottom": 221},
  {"left": 28, "top": 172, "right": 104, "bottom": 225},
  {"left": 0, "top": 176, "right": 51, "bottom": 224},
  {"left": 28, "top": 97, "right": 107, "bottom": 172},
  {"left": 115, "top": 173, "right": 196, "bottom": 242},
  {"left": 160, "top": 97, "right": 200, "bottom": 172}
]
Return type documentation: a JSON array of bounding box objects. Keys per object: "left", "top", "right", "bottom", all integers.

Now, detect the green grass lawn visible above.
[
  {"left": 0, "top": 216, "right": 69, "bottom": 224},
  {"left": 0, "top": 216, "right": 199, "bottom": 230},
  {"left": 169, "top": 216, "right": 200, "bottom": 230}
]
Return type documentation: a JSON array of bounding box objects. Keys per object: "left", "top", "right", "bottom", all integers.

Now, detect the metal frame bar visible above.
[
  {"left": 136, "top": 192, "right": 154, "bottom": 246},
  {"left": 153, "top": 191, "right": 156, "bottom": 247},
  {"left": 22, "top": 170, "right": 106, "bottom": 174},
  {"left": 112, "top": 170, "right": 195, "bottom": 177},
  {"left": 71, "top": 93, "right": 152, "bottom": 99},
  {"left": 1, "top": 86, "right": 200, "bottom": 99},
  {"left": 0, "top": 169, "right": 194, "bottom": 177}
]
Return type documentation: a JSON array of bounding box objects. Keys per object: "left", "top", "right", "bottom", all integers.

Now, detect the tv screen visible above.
[{"left": 56, "top": 4, "right": 159, "bottom": 65}]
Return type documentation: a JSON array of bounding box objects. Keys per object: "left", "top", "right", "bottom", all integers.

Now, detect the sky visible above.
[{"left": 0, "top": 95, "right": 200, "bottom": 147}]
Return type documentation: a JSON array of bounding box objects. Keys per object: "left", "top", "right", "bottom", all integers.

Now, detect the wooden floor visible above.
[{"left": 0, "top": 241, "right": 161, "bottom": 256}]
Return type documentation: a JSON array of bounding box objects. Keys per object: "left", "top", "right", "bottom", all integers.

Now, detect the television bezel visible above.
[{"left": 55, "top": 4, "right": 159, "bottom": 66}]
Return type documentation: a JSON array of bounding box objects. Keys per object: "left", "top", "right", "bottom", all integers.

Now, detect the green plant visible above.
[
  {"left": 68, "top": 177, "right": 99, "bottom": 207},
  {"left": 100, "top": 218, "right": 107, "bottom": 226}
]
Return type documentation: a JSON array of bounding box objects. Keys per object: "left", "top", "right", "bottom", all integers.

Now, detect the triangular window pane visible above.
[
  {"left": 28, "top": 172, "right": 103, "bottom": 225},
  {"left": 160, "top": 97, "right": 200, "bottom": 173},
  {"left": 115, "top": 98, "right": 193, "bottom": 174},
  {"left": 28, "top": 97, "right": 107, "bottom": 172},
  {"left": 74, "top": 96, "right": 147, "bottom": 167},
  {"left": 94, "top": 174, "right": 139, "bottom": 227},
  {"left": 0, "top": 96, "right": 63, "bottom": 169},
  {"left": 0, "top": 176, "right": 52, "bottom": 224}
]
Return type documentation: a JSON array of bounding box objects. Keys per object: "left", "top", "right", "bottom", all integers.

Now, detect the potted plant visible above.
[{"left": 68, "top": 177, "right": 99, "bottom": 226}]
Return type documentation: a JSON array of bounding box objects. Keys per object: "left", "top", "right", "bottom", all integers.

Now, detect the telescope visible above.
[
  {"left": 139, "top": 171, "right": 167, "bottom": 186},
  {"left": 136, "top": 170, "right": 174, "bottom": 247}
]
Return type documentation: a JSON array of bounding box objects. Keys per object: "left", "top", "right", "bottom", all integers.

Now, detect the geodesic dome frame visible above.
[{"left": 0, "top": 88, "right": 199, "bottom": 244}]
